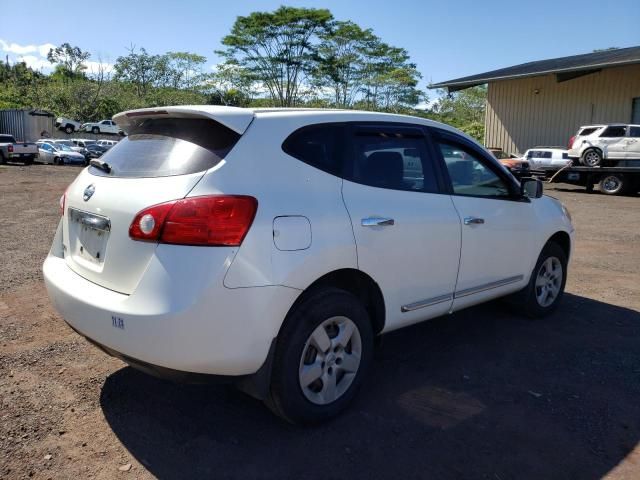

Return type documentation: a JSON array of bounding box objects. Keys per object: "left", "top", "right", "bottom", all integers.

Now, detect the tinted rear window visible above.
[
  {"left": 282, "top": 124, "right": 343, "bottom": 175},
  {"left": 88, "top": 118, "right": 240, "bottom": 178},
  {"left": 0, "top": 135, "right": 16, "bottom": 143},
  {"left": 600, "top": 126, "right": 626, "bottom": 138},
  {"left": 578, "top": 127, "right": 598, "bottom": 136}
]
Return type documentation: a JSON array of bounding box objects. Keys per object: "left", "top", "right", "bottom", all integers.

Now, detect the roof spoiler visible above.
[{"left": 113, "top": 105, "right": 255, "bottom": 135}]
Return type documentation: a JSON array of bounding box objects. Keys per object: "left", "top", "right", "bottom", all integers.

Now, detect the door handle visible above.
[
  {"left": 361, "top": 217, "right": 395, "bottom": 227},
  {"left": 463, "top": 216, "right": 485, "bottom": 225}
]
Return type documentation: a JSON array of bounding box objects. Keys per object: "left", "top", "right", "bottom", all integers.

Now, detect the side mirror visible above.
[{"left": 521, "top": 178, "right": 543, "bottom": 198}]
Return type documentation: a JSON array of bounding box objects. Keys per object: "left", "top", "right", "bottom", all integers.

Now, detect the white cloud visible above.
[
  {"left": 85, "top": 60, "right": 114, "bottom": 75},
  {"left": 16, "top": 55, "right": 51, "bottom": 71},
  {"left": 1, "top": 38, "right": 113, "bottom": 75},
  {"left": 0, "top": 39, "right": 55, "bottom": 57}
]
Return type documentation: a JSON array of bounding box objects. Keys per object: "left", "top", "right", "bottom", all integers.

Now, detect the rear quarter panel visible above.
[{"left": 188, "top": 115, "right": 358, "bottom": 290}]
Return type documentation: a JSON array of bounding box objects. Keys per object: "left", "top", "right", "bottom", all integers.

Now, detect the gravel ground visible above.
[{"left": 1, "top": 163, "right": 639, "bottom": 479}]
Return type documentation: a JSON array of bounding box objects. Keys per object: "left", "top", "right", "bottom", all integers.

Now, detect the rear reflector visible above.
[{"left": 129, "top": 195, "right": 258, "bottom": 246}]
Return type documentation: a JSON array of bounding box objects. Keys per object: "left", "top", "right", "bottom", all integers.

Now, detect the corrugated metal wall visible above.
[
  {"left": 484, "top": 64, "right": 640, "bottom": 154},
  {"left": 0, "top": 109, "right": 55, "bottom": 142}
]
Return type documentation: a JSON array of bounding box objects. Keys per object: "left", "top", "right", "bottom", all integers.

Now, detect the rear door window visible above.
[
  {"left": 600, "top": 126, "right": 626, "bottom": 138},
  {"left": 629, "top": 126, "right": 640, "bottom": 137},
  {"left": 282, "top": 124, "right": 343, "bottom": 175},
  {"left": 88, "top": 117, "right": 240, "bottom": 178},
  {"left": 347, "top": 125, "right": 439, "bottom": 193}
]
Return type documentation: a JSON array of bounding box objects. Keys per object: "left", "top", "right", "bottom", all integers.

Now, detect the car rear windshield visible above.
[
  {"left": 88, "top": 117, "right": 240, "bottom": 178},
  {"left": 0, "top": 135, "right": 16, "bottom": 143}
]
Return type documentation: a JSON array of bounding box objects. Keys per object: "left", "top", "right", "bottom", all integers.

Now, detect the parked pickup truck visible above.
[
  {"left": 55, "top": 117, "right": 82, "bottom": 134},
  {"left": 0, "top": 134, "right": 39, "bottom": 164}
]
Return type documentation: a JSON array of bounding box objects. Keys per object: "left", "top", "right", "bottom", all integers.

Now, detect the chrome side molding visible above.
[
  {"left": 401, "top": 294, "right": 453, "bottom": 312},
  {"left": 454, "top": 275, "right": 524, "bottom": 299},
  {"left": 400, "top": 275, "right": 524, "bottom": 312}
]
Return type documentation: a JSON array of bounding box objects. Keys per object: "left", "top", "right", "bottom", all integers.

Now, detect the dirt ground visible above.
[{"left": 1, "top": 163, "right": 639, "bottom": 480}]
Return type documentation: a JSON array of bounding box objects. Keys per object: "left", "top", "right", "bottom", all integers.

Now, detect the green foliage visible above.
[
  {"left": 0, "top": 8, "right": 484, "bottom": 133},
  {"left": 219, "top": 6, "right": 333, "bottom": 106},
  {"left": 47, "top": 43, "right": 91, "bottom": 80},
  {"left": 429, "top": 86, "right": 487, "bottom": 141}
]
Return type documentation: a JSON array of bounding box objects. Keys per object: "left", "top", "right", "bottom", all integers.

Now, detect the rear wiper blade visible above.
[{"left": 90, "top": 159, "right": 111, "bottom": 173}]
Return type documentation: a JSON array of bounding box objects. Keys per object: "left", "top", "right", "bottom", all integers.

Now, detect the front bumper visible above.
[{"left": 43, "top": 231, "right": 300, "bottom": 376}]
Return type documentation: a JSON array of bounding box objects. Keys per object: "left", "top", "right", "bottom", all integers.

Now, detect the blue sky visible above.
[{"left": 2, "top": 0, "right": 639, "bottom": 99}]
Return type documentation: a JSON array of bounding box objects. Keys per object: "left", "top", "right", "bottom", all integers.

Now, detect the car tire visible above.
[
  {"left": 265, "top": 288, "right": 374, "bottom": 424},
  {"left": 510, "top": 241, "right": 568, "bottom": 318},
  {"left": 64, "top": 125, "right": 74, "bottom": 134},
  {"left": 599, "top": 174, "right": 628, "bottom": 196},
  {"left": 0, "top": 151, "right": 5, "bottom": 165},
  {"left": 54, "top": 157, "right": 61, "bottom": 165},
  {"left": 92, "top": 127, "right": 100, "bottom": 134},
  {"left": 581, "top": 149, "right": 602, "bottom": 167}
]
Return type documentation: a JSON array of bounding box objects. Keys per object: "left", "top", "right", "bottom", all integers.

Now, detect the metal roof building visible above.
[{"left": 431, "top": 46, "right": 640, "bottom": 154}]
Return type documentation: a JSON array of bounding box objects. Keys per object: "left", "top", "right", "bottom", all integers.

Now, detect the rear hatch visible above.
[{"left": 61, "top": 108, "right": 254, "bottom": 294}]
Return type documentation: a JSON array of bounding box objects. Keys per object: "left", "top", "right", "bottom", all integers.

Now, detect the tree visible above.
[
  {"left": 429, "top": 86, "right": 487, "bottom": 141},
  {"left": 203, "top": 62, "right": 254, "bottom": 106},
  {"left": 218, "top": 6, "right": 333, "bottom": 106},
  {"left": 113, "top": 46, "right": 165, "bottom": 97},
  {"left": 312, "top": 21, "right": 376, "bottom": 108},
  {"left": 166, "top": 52, "right": 207, "bottom": 90},
  {"left": 47, "top": 43, "right": 91, "bottom": 79},
  {"left": 358, "top": 42, "right": 424, "bottom": 112}
]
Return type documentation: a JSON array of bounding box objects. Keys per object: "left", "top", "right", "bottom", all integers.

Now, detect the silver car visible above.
[{"left": 37, "top": 142, "right": 86, "bottom": 165}]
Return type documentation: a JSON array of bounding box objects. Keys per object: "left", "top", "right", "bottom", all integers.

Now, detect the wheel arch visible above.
[
  {"left": 547, "top": 231, "right": 571, "bottom": 259},
  {"left": 237, "top": 268, "right": 385, "bottom": 401},
  {"left": 285, "top": 268, "right": 386, "bottom": 336},
  {"left": 582, "top": 146, "right": 604, "bottom": 158}
]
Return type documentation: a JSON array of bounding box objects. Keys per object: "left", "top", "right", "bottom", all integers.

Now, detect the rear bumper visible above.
[{"left": 43, "top": 249, "right": 300, "bottom": 376}]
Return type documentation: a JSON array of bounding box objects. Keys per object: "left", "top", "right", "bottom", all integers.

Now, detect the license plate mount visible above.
[{"left": 68, "top": 208, "right": 111, "bottom": 266}]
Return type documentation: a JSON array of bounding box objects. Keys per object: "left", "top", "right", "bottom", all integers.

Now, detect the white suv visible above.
[
  {"left": 43, "top": 106, "right": 574, "bottom": 423},
  {"left": 524, "top": 147, "right": 571, "bottom": 169},
  {"left": 568, "top": 124, "right": 640, "bottom": 166},
  {"left": 81, "top": 119, "right": 123, "bottom": 135}
]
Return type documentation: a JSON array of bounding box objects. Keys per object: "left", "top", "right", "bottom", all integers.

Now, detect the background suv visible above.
[
  {"left": 524, "top": 147, "right": 571, "bottom": 169},
  {"left": 568, "top": 124, "right": 640, "bottom": 166},
  {"left": 44, "top": 106, "right": 574, "bottom": 423}
]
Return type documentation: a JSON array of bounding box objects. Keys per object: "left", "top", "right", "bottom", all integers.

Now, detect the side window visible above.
[
  {"left": 629, "top": 126, "right": 640, "bottom": 138},
  {"left": 528, "top": 150, "right": 551, "bottom": 159},
  {"left": 578, "top": 127, "right": 598, "bottom": 136},
  {"left": 349, "top": 128, "right": 438, "bottom": 193},
  {"left": 600, "top": 126, "right": 626, "bottom": 138},
  {"left": 282, "top": 124, "right": 342, "bottom": 175},
  {"left": 437, "top": 141, "right": 511, "bottom": 198}
]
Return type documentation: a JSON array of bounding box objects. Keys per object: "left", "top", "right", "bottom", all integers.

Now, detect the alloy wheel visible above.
[
  {"left": 583, "top": 151, "right": 601, "bottom": 167},
  {"left": 535, "top": 257, "right": 563, "bottom": 307}
]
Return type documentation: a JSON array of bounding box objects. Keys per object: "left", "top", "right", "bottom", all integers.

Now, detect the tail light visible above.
[
  {"left": 7, "top": 145, "right": 13, "bottom": 153},
  {"left": 567, "top": 135, "right": 575, "bottom": 149},
  {"left": 129, "top": 195, "right": 258, "bottom": 246}
]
